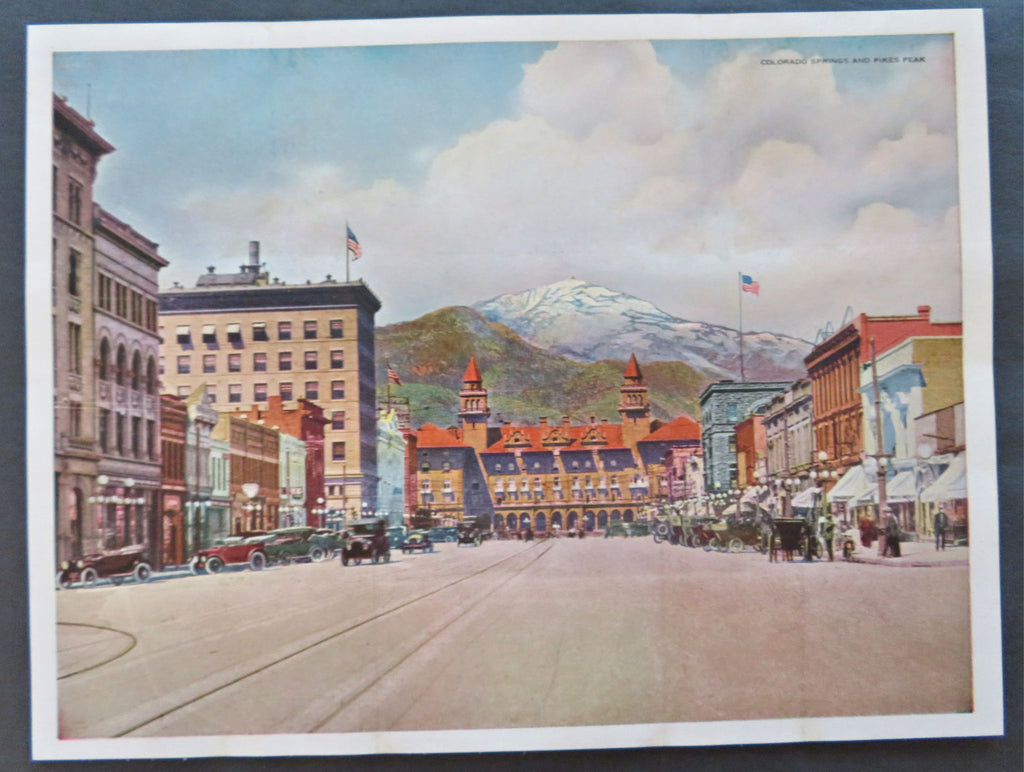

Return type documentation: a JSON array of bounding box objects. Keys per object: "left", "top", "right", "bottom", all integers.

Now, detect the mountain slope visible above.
[
  {"left": 474, "top": 278, "right": 811, "bottom": 382},
  {"left": 376, "top": 306, "right": 708, "bottom": 428}
]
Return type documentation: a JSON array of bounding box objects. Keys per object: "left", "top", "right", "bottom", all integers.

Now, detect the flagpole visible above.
[
  {"left": 345, "top": 220, "right": 351, "bottom": 283},
  {"left": 737, "top": 272, "right": 745, "bottom": 382},
  {"left": 386, "top": 361, "right": 392, "bottom": 412}
]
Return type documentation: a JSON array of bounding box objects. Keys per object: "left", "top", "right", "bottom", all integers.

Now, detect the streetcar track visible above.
[
  {"left": 113, "top": 539, "right": 554, "bottom": 737},
  {"left": 309, "top": 537, "right": 555, "bottom": 732},
  {"left": 57, "top": 622, "right": 137, "bottom": 679}
]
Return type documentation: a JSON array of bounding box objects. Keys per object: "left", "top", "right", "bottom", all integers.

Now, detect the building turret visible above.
[
  {"left": 458, "top": 356, "right": 491, "bottom": 454},
  {"left": 618, "top": 353, "right": 651, "bottom": 449}
]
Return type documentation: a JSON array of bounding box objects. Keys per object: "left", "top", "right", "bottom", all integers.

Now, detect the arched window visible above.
[
  {"left": 115, "top": 345, "right": 127, "bottom": 386},
  {"left": 131, "top": 351, "right": 142, "bottom": 391},
  {"left": 98, "top": 338, "right": 110, "bottom": 381},
  {"left": 146, "top": 357, "right": 157, "bottom": 395}
]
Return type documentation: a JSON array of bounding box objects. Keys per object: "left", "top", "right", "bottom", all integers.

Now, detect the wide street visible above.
[{"left": 55, "top": 536, "right": 972, "bottom": 739}]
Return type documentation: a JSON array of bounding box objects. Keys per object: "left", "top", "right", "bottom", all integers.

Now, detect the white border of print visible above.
[{"left": 26, "top": 10, "right": 1001, "bottom": 760}]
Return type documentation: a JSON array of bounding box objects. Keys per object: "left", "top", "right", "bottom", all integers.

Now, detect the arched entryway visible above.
[
  {"left": 623, "top": 509, "right": 635, "bottom": 523},
  {"left": 506, "top": 513, "right": 516, "bottom": 530},
  {"left": 551, "top": 512, "right": 563, "bottom": 530},
  {"left": 567, "top": 511, "right": 579, "bottom": 530},
  {"left": 598, "top": 510, "right": 609, "bottom": 529},
  {"left": 519, "top": 513, "right": 531, "bottom": 530},
  {"left": 584, "top": 511, "right": 595, "bottom": 531},
  {"left": 535, "top": 513, "right": 547, "bottom": 532}
]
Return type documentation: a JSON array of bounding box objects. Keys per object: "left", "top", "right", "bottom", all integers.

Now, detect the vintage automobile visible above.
[
  {"left": 400, "top": 530, "right": 434, "bottom": 553},
  {"left": 685, "top": 517, "right": 720, "bottom": 548},
  {"left": 627, "top": 520, "right": 651, "bottom": 538},
  {"left": 56, "top": 544, "right": 153, "bottom": 588},
  {"left": 603, "top": 519, "right": 630, "bottom": 538},
  {"left": 387, "top": 526, "right": 407, "bottom": 550},
  {"left": 708, "top": 516, "right": 770, "bottom": 552},
  {"left": 456, "top": 521, "right": 484, "bottom": 547},
  {"left": 257, "top": 526, "right": 338, "bottom": 564},
  {"left": 427, "top": 526, "right": 459, "bottom": 543},
  {"left": 341, "top": 517, "right": 391, "bottom": 566},
  {"left": 190, "top": 536, "right": 267, "bottom": 574}
]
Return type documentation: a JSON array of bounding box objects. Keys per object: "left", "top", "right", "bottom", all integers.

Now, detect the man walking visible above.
[
  {"left": 883, "top": 507, "right": 901, "bottom": 558},
  {"left": 822, "top": 513, "right": 836, "bottom": 562},
  {"left": 934, "top": 507, "right": 949, "bottom": 551}
]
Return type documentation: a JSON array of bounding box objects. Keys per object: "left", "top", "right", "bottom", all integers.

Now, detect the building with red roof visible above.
[{"left": 409, "top": 355, "right": 703, "bottom": 533}]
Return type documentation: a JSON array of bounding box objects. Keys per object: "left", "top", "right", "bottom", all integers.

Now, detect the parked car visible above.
[
  {"left": 604, "top": 519, "right": 630, "bottom": 538},
  {"left": 427, "top": 526, "right": 459, "bottom": 543},
  {"left": 56, "top": 544, "right": 152, "bottom": 588},
  {"left": 190, "top": 536, "right": 267, "bottom": 574},
  {"left": 401, "top": 530, "right": 434, "bottom": 553},
  {"left": 341, "top": 517, "right": 391, "bottom": 566},
  {"left": 387, "top": 526, "right": 408, "bottom": 550},
  {"left": 257, "top": 526, "right": 337, "bottom": 564},
  {"left": 628, "top": 520, "right": 651, "bottom": 537}
]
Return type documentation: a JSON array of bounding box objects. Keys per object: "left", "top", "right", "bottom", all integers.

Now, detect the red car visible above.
[
  {"left": 56, "top": 544, "right": 152, "bottom": 588},
  {"left": 190, "top": 536, "right": 267, "bottom": 574}
]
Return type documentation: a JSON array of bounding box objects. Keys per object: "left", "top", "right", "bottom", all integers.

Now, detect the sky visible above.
[{"left": 53, "top": 31, "right": 963, "bottom": 341}]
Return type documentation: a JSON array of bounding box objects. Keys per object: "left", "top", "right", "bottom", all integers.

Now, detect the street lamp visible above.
[{"left": 915, "top": 443, "right": 934, "bottom": 536}]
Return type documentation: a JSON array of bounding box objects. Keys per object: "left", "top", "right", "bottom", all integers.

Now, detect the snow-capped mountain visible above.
[{"left": 473, "top": 279, "right": 812, "bottom": 382}]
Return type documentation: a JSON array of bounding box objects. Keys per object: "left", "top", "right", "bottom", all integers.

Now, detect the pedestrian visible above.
[
  {"left": 934, "top": 507, "right": 949, "bottom": 551},
  {"left": 822, "top": 513, "right": 836, "bottom": 562},
  {"left": 883, "top": 508, "right": 901, "bottom": 558},
  {"left": 670, "top": 510, "right": 683, "bottom": 546}
]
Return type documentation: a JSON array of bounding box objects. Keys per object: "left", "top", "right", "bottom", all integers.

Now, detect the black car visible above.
[
  {"left": 341, "top": 518, "right": 391, "bottom": 566},
  {"left": 456, "top": 522, "right": 483, "bottom": 547}
]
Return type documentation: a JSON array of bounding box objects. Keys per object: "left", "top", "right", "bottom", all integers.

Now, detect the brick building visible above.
[{"left": 159, "top": 243, "right": 380, "bottom": 515}]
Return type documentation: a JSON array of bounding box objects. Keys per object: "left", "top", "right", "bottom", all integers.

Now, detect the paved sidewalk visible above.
[{"left": 848, "top": 538, "right": 969, "bottom": 567}]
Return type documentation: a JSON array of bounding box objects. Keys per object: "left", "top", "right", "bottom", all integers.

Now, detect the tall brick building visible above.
[{"left": 159, "top": 244, "right": 380, "bottom": 515}]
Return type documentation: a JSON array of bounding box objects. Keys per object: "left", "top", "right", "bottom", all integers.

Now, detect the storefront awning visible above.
[
  {"left": 791, "top": 486, "right": 821, "bottom": 508},
  {"left": 828, "top": 465, "right": 872, "bottom": 502},
  {"left": 884, "top": 470, "right": 918, "bottom": 503},
  {"left": 921, "top": 453, "right": 967, "bottom": 503}
]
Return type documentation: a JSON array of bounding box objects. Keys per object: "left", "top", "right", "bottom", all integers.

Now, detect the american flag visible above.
[
  {"left": 387, "top": 367, "right": 402, "bottom": 386},
  {"left": 741, "top": 274, "right": 760, "bottom": 295},
  {"left": 346, "top": 225, "right": 362, "bottom": 260}
]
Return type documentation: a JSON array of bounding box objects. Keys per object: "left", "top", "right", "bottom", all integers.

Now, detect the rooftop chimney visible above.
[
  {"left": 539, "top": 417, "right": 548, "bottom": 427},
  {"left": 562, "top": 415, "right": 570, "bottom": 427},
  {"left": 917, "top": 305, "right": 931, "bottom": 319},
  {"left": 249, "top": 241, "right": 260, "bottom": 267}
]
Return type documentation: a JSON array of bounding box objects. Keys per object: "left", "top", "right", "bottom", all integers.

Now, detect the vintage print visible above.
[{"left": 28, "top": 11, "right": 1001, "bottom": 760}]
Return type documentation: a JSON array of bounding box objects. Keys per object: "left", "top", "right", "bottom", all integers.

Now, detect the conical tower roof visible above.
[
  {"left": 624, "top": 353, "right": 642, "bottom": 380},
  {"left": 463, "top": 356, "right": 483, "bottom": 383}
]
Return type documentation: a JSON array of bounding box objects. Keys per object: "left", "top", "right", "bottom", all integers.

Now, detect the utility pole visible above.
[{"left": 869, "top": 338, "right": 889, "bottom": 523}]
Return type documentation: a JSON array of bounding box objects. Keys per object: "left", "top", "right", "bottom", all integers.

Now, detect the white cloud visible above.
[{"left": 163, "top": 38, "right": 962, "bottom": 339}]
